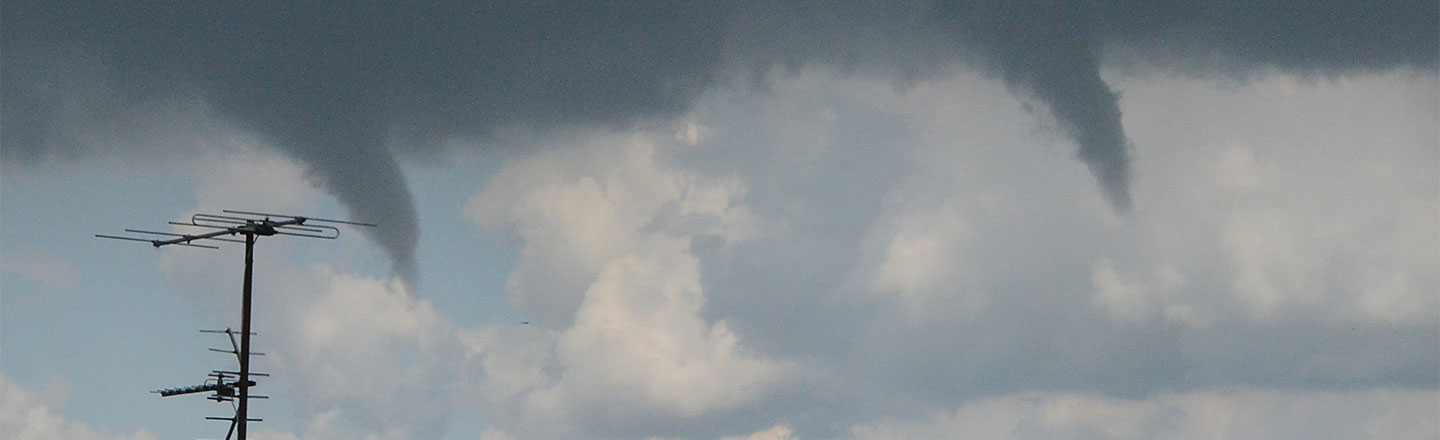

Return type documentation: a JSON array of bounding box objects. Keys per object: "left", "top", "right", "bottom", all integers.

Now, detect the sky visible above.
[{"left": 1, "top": 1, "right": 1437, "bottom": 439}]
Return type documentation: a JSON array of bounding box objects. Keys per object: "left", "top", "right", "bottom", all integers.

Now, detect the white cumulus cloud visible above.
[{"left": 0, "top": 373, "right": 157, "bottom": 440}]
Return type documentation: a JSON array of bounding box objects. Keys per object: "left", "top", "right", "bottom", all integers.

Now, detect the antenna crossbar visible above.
[{"left": 98, "top": 209, "right": 371, "bottom": 248}]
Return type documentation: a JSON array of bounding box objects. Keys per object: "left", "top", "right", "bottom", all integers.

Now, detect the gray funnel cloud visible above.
[
  {"left": 939, "top": 1, "right": 1135, "bottom": 210},
  {"left": 3, "top": 1, "right": 1436, "bottom": 272},
  {"left": 265, "top": 108, "right": 421, "bottom": 284}
]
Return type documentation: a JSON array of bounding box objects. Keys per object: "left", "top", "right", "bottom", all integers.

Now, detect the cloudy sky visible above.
[{"left": 2, "top": 1, "right": 1436, "bottom": 439}]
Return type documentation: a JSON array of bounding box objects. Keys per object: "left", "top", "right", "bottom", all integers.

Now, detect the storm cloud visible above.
[
  {"left": 3, "top": 3, "right": 1436, "bottom": 439},
  {"left": 3, "top": 0, "right": 1435, "bottom": 281},
  {"left": 3, "top": 1, "right": 737, "bottom": 281}
]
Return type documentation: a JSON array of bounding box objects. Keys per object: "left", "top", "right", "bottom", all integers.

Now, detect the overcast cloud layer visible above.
[
  {"left": 2, "top": 2, "right": 1437, "bottom": 439},
  {"left": 5, "top": 1, "right": 1435, "bottom": 282}
]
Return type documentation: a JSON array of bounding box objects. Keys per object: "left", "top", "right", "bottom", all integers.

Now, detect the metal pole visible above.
[{"left": 238, "top": 232, "right": 254, "bottom": 440}]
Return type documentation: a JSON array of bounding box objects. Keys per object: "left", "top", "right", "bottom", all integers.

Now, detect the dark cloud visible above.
[
  {"left": 3, "top": 0, "right": 1434, "bottom": 280},
  {"left": 932, "top": 0, "right": 1438, "bottom": 212},
  {"left": 2, "top": 1, "right": 735, "bottom": 281},
  {"left": 937, "top": 2, "right": 1135, "bottom": 210}
]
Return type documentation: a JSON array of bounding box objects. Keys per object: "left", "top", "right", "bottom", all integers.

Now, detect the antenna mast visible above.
[{"left": 100, "top": 209, "right": 374, "bottom": 440}]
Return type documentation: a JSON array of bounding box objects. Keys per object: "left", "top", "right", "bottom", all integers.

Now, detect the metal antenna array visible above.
[
  {"left": 99, "top": 210, "right": 374, "bottom": 440},
  {"left": 152, "top": 328, "right": 269, "bottom": 438}
]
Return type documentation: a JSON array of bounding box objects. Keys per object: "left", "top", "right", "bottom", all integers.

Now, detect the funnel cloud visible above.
[{"left": 939, "top": 1, "right": 1136, "bottom": 210}]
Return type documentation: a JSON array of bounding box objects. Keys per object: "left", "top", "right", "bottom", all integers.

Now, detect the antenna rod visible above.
[{"left": 238, "top": 232, "right": 254, "bottom": 440}]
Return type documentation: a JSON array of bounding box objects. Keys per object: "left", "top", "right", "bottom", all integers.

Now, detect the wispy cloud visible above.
[{"left": 2, "top": 247, "right": 80, "bottom": 292}]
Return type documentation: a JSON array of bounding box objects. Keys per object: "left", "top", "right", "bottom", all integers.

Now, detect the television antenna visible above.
[
  {"left": 99, "top": 209, "right": 374, "bottom": 440},
  {"left": 152, "top": 328, "right": 269, "bottom": 439}
]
